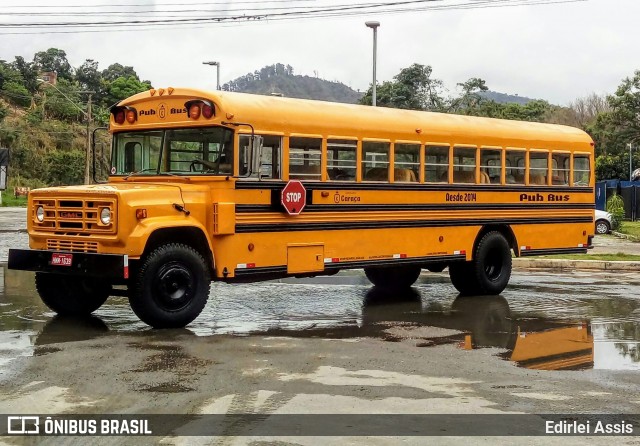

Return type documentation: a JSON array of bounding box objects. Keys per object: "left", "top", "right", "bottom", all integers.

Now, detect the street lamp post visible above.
[
  {"left": 202, "top": 61, "right": 221, "bottom": 90},
  {"left": 365, "top": 21, "right": 380, "bottom": 107},
  {"left": 37, "top": 79, "right": 94, "bottom": 184}
]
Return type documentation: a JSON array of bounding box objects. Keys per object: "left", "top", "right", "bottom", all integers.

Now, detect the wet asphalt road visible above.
[{"left": 1, "top": 266, "right": 640, "bottom": 444}]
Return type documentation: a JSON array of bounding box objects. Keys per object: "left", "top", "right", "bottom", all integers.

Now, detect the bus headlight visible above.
[
  {"left": 36, "top": 206, "right": 44, "bottom": 222},
  {"left": 100, "top": 208, "right": 112, "bottom": 225}
]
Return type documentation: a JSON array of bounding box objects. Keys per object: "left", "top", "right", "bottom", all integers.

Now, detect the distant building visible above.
[{"left": 39, "top": 71, "right": 57, "bottom": 86}]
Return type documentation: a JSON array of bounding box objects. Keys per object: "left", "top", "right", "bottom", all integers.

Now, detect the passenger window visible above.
[
  {"left": 552, "top": 152, "right": 570, "bottom": 185},
  {"left": 394, "top": 143, "right": 420, "bottom": 182},
  {"left": 425, "top": 145, "right": 449, "bottom": 183},
  {"left": 480, "top": 149, "right": 502, "bottom": 184},
  {"left": 239, "top": 134, "right": 282, "bottom": 179},
  {"left": 573, "top": 155, "right": 590, "bottom": 186},
  {"left": 289, "top": 137, "right": 322, "bottom": 181},
  {"left": 362, "top": 141, "right": 390, "bottom": 181},
  {"left": 506, "top": 150, "right": 525, "bottom": 184},
  {"left": 452, "top": 146, "right": 477, "bottom": 183},
  {"left": 327, "top": 139, "right": 357, "bottom": 181},
  {"left": 529, "top": 151, "right": 549, "bottom": 185}
]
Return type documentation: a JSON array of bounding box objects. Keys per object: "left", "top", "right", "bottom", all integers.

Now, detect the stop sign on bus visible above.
[{"left": 281, "top": 180, "right": 307, "bottom": 215}]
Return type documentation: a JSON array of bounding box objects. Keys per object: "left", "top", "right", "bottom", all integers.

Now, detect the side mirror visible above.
[{"left": 250, "top": 135, "right": 264, "bottom": 178}]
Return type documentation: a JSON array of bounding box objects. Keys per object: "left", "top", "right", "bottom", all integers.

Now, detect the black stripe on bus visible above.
[
  {"left": 236, "top": 203, "right": 595, "bottom": 213},
  {"left": 232, "top": 254, "right": 466, "bottom": 278},
  {"left": 520, "top": 247, "right": 588, "bottom": 257},
  {"left": 235, "top": 181, "right": 594, "bottom": 194},
  {"left": 235, "top": 217, "right": 593, "bottom": 233}
]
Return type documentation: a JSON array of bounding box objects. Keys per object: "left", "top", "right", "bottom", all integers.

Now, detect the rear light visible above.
[
  {"left": 189, "top": 105, "right": 201, "bottom": 120},
  {"left": 111, "top": 106, "right": 137, "bottom": 125},
  {"left": 185, "top": 99, "right": 215, "bottom": 120},
  {"left": 126, "top": 110, "right": 136, "bottom": 124},
  {"left": 202, "top": 103, "right": 214, "bottom": 119},
  {"left": 114, "top": 110, "right": 125, "bottom": 125}
]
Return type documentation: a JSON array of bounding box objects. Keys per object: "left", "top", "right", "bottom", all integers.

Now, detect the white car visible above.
[{"left": 595, "top": 209, "right": 613, "bottom": 234}]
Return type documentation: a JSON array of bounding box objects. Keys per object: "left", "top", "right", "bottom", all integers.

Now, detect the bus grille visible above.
[
  {"left": 33, "top": 197, "right": 117, "bottom": 235},
  {"left": 47, "top": 239, "right": 99, "bottom": 253}
]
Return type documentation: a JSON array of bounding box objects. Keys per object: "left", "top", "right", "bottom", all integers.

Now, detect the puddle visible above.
[{"left": 1, "top": 266, "right": 639, "bottom": 371}]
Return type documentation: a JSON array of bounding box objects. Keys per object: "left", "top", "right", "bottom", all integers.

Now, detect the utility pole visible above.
[{"left": 78, "top": 91, "right": 95, "bottom": 184}]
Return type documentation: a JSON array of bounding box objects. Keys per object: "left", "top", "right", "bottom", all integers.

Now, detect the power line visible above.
[
  {"left": 0, "top": 0, "right": 586, "bottom": 27},
  {"left": 0, "top": 0, "right": 589, "bottom": 34}
]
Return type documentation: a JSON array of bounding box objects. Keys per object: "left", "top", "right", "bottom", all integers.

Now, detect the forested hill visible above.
[
  {"left": 222, "top": 63, "right": 363, "bottom": 104},
  {"left": 480, "top": 90, "right": 533, "bottom": 104}
]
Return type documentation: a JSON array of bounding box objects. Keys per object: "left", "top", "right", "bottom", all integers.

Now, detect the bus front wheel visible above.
[
  {"left": 35, "top": 272, "right": 111, "bottom": 315},
  {"left": 449, "top": 231, "right": 512, "bottom": 296},
  {"left": 130, "top": 243, "right": 210, "bottom": 329},
  {"left": 364, "top": 266, "right": 421, "bottom": 289}
]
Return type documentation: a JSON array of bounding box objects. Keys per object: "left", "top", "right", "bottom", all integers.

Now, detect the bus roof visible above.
[{"left": 119, "top": 88, "right": 594, "bottom": 149}]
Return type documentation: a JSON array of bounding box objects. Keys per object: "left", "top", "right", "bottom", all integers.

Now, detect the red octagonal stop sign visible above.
[{"left": 281, "top": 180, "right": 307, "bottom": 216}]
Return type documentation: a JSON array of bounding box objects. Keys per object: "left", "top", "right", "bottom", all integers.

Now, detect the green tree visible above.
[
  {"left": 0, "top": 102, "right": 7, "bottom": 122},
  {"left": 33, "top": 48, "right": 73, "bottom": 81},
  {"left": 450, "top": 78, "right": 489, "bottom": 114},
  {"left": 41, "top": 78, "right": 85, "bottom": 121},
  {"left": 1, "top": 81, "right": 31, "bottom": 107},
  {"left": 45, "top": 150, "right": 85, "bottom": 185},
  {"left": 360, "top": 64, "right": 446, "bottom": 111},
  {"left": 10, "top": 56, "right": 38, "bottom": 93},
  {"left": 101, "top": 63, "right": 139, "bottom": 82},
  {"left": 608, "top": 70, "right": 640, "bottom": 146},
  {"left": 104, "top": 76, "right": 152, "bottom": 107}
]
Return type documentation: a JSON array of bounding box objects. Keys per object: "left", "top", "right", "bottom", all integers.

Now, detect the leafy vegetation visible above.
[
  {"left": 2, "top": 53, "right": 640, "bottom": 193},
  {"left": 0, "top": 48, "right": 152, "bottom": 188},
  {"left": 606, "top": 194, "right": 625, "bottom": 230}
]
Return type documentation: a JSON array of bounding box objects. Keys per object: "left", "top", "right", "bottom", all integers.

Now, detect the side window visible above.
[
  {"left": 573, "top": 155, "right": 590, "bottom": 186},
  {"left": 362, "top": 141, "right": 390, "bottom": 181},
  {"left": 425, "top": 145, "right": 449, "bottom": 183},
  {"left": 506, "top": 150, "right": 525, "bottom": 184},
  {"left": 327, "top": 139, "right": 357, "bottom": 181},
  {"left": 552, "top": 152, "right": 570, "bottom": 185},
  {"left": 529, "top": 151, "right": 549, "bottom": 185},
  {"left": 480, "top": 148, "right": 502, "bottom": 184},
  {"left": 394, "top": 143, "right": 420, "bottom": 182},
  {"left": 289, "top": 137, "right": 322, "bottom": 181},
  {"left": 452, "top": 146, "right": 477, "bottom": 183},
  {"left": 239, "top": 134, "right": 281, "bottom": 178}
]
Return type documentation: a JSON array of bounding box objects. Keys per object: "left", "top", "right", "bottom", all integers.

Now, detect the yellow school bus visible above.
[{"left": 8, "top": 88, "right": 595, "bottom": 328}]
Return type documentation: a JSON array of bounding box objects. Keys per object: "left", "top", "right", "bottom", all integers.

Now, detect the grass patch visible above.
[
  {"left": 0, "top": 193, "right": 28, "bottom": 207},
  {"left": 617, "top": 221, "right": 640, "bottom": 238},
  {"left": 536, "top": 253, "right": 640, "bottom": 261}
]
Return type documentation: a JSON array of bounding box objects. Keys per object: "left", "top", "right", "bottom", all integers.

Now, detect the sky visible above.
[{"left": 0, "top": 0, "right": 638, "bottom": 105}]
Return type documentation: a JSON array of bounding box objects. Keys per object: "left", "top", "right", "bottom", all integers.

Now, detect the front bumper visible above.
[{"left": 8, "top": 249, "right": 129, "bottom": 280}]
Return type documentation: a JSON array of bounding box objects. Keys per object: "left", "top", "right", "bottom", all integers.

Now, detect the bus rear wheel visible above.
[
  {"left": 35, "top": 272, "right": 111, "bottom": 316},
  {"left": 364, "top": 266, "right": 421, "bottom": 289},
  {"left": 130, "top": 243, "right": 210, "bottom": 329},
  {"left": 449, "top": 231, "right": 512, "bottom": 296}
]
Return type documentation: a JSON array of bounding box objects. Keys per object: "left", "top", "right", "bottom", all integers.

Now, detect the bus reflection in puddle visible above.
[{"left": 363, "top": 289, "right": 595, "bottom": 371}]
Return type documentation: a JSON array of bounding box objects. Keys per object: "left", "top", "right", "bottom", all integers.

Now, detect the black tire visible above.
[
  {"left": 364, "top": 266, "right": 421, "bottom": 289},
  {"left": 130, "top": 243, "right": 210, "bottom": 328},
  {"left": 449, "top": 231, "right": 512, "bottom": 296},
  {"left": 35, "top": 272, "right": 111, "bottom": 316},
  {"left": 595, "top": 219, "right": 610, "bottom": 235}
]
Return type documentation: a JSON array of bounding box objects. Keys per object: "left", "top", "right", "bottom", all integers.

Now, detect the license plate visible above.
[{"left": 51, "top": 253, "right": 73, "bottom": 267}]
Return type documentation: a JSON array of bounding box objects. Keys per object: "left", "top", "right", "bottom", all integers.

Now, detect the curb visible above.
[
  {"left": 513, "top": 257, "right": 640, "bottom": 271},
  {"left": 611, "top": 231, "right": 640, "bottom": 242}
]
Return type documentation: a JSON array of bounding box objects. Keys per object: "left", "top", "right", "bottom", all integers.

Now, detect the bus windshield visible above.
[{"left": 111, "top": 126, "right": 234, "bottom": 176}]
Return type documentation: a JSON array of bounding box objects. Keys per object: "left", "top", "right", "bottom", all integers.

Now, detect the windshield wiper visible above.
[{"left": 124, "top": 168, "right": 159, "bottom": 180}]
